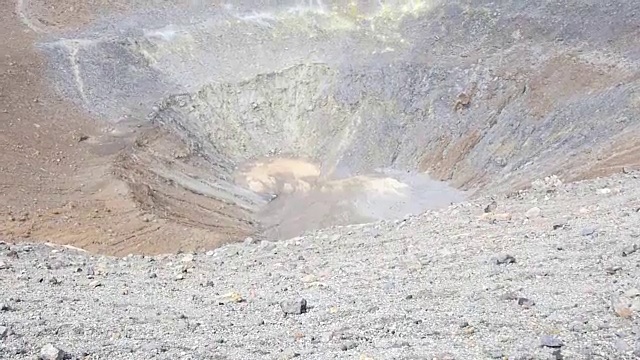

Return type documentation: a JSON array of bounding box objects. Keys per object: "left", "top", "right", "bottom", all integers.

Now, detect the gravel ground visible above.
[{"left": 2, "top": 172, "right": 640, "bottom": 359}]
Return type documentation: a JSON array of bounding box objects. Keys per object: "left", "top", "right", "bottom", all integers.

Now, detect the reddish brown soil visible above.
[{"left": 0, "top": 0, "right": 252, "bottom": 256}]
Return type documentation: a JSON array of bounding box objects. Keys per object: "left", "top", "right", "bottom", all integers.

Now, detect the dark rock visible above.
[
  {"left": 551, "top": 349, "right": 564, "bottom": 360},
  {"left": 517, "top": 297, "right": 536, "bottom": 308},
  {"left": 540, "top": 335, "right": 563, "bottom": 348},
  {"left": 0, "top": 303, "right": 11, "bottom": 311},
  {"left": 494, "top": 254, "right": 516, "bottom": 265},
  {"left": 0, "top": 326, "right": 8, "bottom": 339},
  {"left": 552, "top": 220, "right": 568, "bottom": 230},
  {"left": 280, "top": 298, "right": 307, "bottom": 315},
  {"left": 484, "top": 200, "right": 497, "bottom": 213},
  {"left": 340, "top": 342, "right": 357, "bottom": 351}
]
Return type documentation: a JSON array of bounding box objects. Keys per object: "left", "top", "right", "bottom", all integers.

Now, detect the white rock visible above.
[
  {"left": 525, "top": 207, "right": 542, "bottom": 218},
  {"left": 625, "top": 288, "right": 640, "bottom": 298},
  {"left": 243, "top": 237, "right": 255, "bottom": 245},
  {"left": 40, "top": 344, "right": 65, "bottom": 360}
]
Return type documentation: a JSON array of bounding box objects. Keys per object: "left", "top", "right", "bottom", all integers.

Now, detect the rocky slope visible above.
[{"left": 2, "top": 172, "right": 640, "bottom": 359}]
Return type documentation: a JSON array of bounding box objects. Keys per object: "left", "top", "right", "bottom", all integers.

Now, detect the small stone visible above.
[
  {"left": 260, "top": 241, "right": 277, "bottom": 252},
  {"left": 0, "top": 326, "right": 8, "bottom": 339},
  {"left": 540, "top": 335, "right": 563, "bottom": 348},
  {"left": 217, "top": 292, "right": 244, "bottom": 304},
  {"left": 625, "top": 288, "right": 640, "bottom": 298},
  {"left": 525, "top": 207, "right": 541, "bottom": 218},
  {"left": 614, "top": 339, "right": 630, "bottom": 352},
  {"left": 86, "top": 266, "right": 95, "bottom": 276},
  {"left": 552, "top": 220, "right": 568, "bottom": 230},
  {"left": 612, "top": 294, "right": 634, "bottom": 318},
  {"left": 301, "top": 274, "right": 317, "bottom": 283},
  {"left": 581, "top": 227, "right": 597, "bottom": 236},
  {"left": 244, "top": 237, "right": 255, "bottom": 245},
  {"left": 280, "top": 298, "right": 307, "bottom": 315},
  {"left": 598, "top": 188, "right": 612, "bottom": 194},
  {"left": 5, "top": 250, "right": 18, "bottom": 259},
  {"left": 517, "top": 297, "right": 536, "bottom": 308},
  {"left": 89, "top": 280, "right": 102, "bottom": 288},
  {"left": 341, "top": 342, "right": 357, "bottom": 351},
  {"left": 175, "top": 273, "right": 185, "bottom": 281},
  {"left": 500, "top": 292, "right": 518, "bottom": 301},
  {"left": 488, "top": 349, "right": 503, "bottom": 358},
  {"left": 569, "top": 322, "right": 585, "bottom": 333},
  {"left": 149, "top": 273, "right": 157, "bottom": 279},
  {"left": 606, "top": 266, "right": 622, "bottom": 275},
  {"left": 434, "top": 353, "right": 455, "bottom": 360},
  {"left": 494, "top": 254, "right": 516, "bottom": 265},
  {"left": 458, "top": 320, "right": 470, "bottom": 328},
  {"left": 0, "top": 261, "right": 9, "bottom": 269},
  {"left": 256, "top": 319, "right": 265, "bottom": 326},
  {"left": 16, "top": 273, "right": 28, "bottom": 281},
  {"left": 280, "top": 349, "right": 300, "bottom": 359},
  {"left": 0, "top": 303, "right": 11, "bottom": 311},
  {"left": 551, "top": 349, "right": 564, "bottom": 360},
  {"left": 622, "top": 244, "right": 638, "bottom": 257},
  {"left": 181, "top": 254, "right": 194, "bottom": 262},
  {"left": 484, "top": 200, "right": 497, "bottom": 213},
  {"left": 40, "top": 344, "right": 65, "bottom": 360},
  {"left": 49, "top": 277, "right": 61, "bottom": 285}
]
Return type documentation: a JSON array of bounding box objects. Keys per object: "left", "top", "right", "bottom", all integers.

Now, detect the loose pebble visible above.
[
  {"left": 39, "top": 344, "right": 65, "bottom": 360},
  {"left": 280, "top": 298, "right": 307, "bottom": 315}
]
